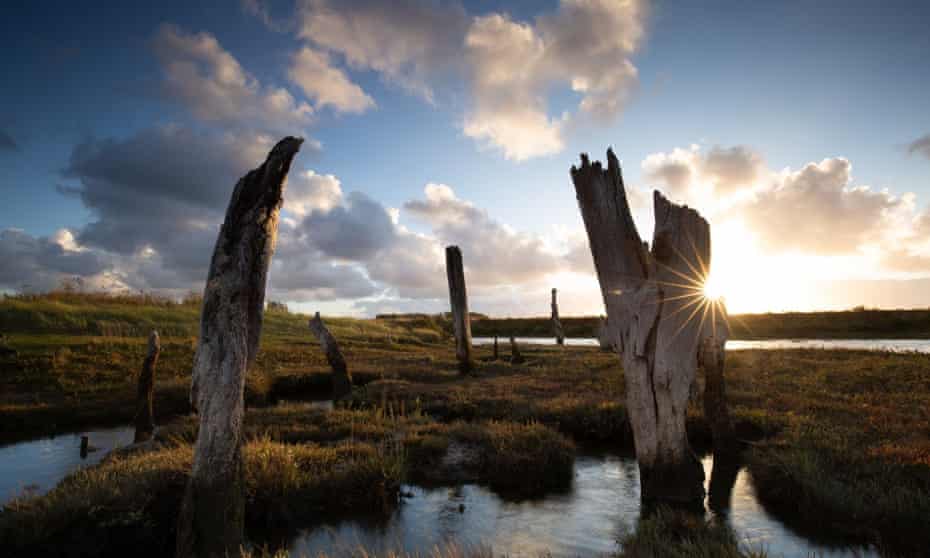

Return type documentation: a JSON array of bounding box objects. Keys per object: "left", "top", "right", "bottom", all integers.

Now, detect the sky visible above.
[{"left": 1, "top": 0, "right": 930, "bottom": 316}]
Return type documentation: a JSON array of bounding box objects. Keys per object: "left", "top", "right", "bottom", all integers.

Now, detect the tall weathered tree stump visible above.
[
  {"left": 134, "top": 330, "right": 161, "bottom": 443},
  {"left": 309, "top": 312, "right": 352, "bottom": 400},
  {"left": 551, "top": 288, "right": 565, "bottom": 345},
  {"left": 571, "top": 148, "right": 729, "bottom": 507},
  {"left": 176, "top": 136, "right": 302, "bottom": 558},
  {"left": 445, "top": 245, "right": 473, "bottom": 374}
]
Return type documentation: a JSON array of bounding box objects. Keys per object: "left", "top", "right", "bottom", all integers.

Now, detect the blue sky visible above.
[{"left": 2, "top": 0, "right": 930, "bottom": 315}]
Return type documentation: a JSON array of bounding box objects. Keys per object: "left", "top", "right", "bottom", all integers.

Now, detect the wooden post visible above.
[
  {"left": 596, "top": 316, "right": 613, "bottom": 351},
  {"left": 571, "top": 148, "right": 728, "bottom": 507},
  {"left": 509, "top": 335, "right": 524, "bottom": 364},
  {"left": 445, "top": 245, "right": 473, "bottom": 374},
  {"left": 492, "top": 335, "right": 499, "bottom": 360},
  {"left": 134, "top": 330, "right": 161, "bottom": 443},
  {"left": 176, "top": 136, "right": 302, "bottom": 558},
  {"left": 551, "top": 288, "right": 565, "bottom": 345},
  {"left": 700, "top": 318, "right": 736, "bottom": 455},
  {"left": 308, "top": 312, "right": 352, "bottom": 400}
]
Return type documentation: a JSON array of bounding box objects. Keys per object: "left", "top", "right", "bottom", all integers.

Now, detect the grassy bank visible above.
[
  {"left": 0, "top": 405, "right": 574, "bottom": 556},
  {"left": 471, "top": 308, "right": 930, "bottom": 339}
]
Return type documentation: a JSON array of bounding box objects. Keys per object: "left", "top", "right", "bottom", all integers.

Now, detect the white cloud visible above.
[
  {"left": 289, "top": 47, "right": 375, "bottom": 114},
  {"left": 284, "top": 170, "right": 344, "bottom": 218},
  {"left": 154, "top": 24, "right": 313, "bottom": 133},
  {"left": 296, "top": 0, "right": 467, "bottom": 101},
  {"left": 463, "top": 1, "right": 646, "bottom": 160}
]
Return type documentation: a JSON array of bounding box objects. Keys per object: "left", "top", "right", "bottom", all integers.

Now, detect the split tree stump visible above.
[
  {"left": 571, "top": 148, "right": 729, "bottom": 507},
  {"left": 176, "top": 136, "right": 302, "bottom": 558},
  {"left": 309, "top": 312, "right": 352, "bottom": 400},
  {"left": 445, "top": 245, "right": 473, "bottom": 374},
  {"left": 133, "top": 330, "right": 160, "bottom": 443}
]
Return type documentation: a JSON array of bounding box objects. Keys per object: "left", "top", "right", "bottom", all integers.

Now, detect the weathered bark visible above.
[
  {"left": 551, "top": 288, "right": 565, "bottom": 345},
  {"left": 445, "top": 245, "right": 473, "bottom": 374},
  {"left": 700, "top": 314, "right": 736, "bottom": 455},
  {"left": 492, "top": 335, "right": 499, "bottom": 360},
  {"left": 176, "top": 136, "right": 302, "bottom": 558},
  {"left": 134, "top": 330, "right": 161, "bottom": 443},
  {"left": 509, "top": 335, "right": 525, "bottom": 364},
  {"left": 571, "top": 149, "right": 728, "bottom": 507},
  {"left": 596, "top": 316, "right": 613, "bottom": 351},
  {"left": 308, "top": 312, "right": 352, "bottom": 400}
]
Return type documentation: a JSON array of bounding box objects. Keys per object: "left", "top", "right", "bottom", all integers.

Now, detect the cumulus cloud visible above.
[
  {"left": 463, "top": 0, "right": 645, "bottom": 160},
  {"left": 737, "top": 158, "right": 903, "bottom": 254},
  {"left": 404, "top": 183, "right": 565, "bottom": 285},
  {"left": 154, "top": 24, "right": 313, "bottom": 133},
  {"left": 0, "top": 229, "right": 112, "bottom": 292},
  {"left": 294, "top": 0, "right": 646, "bottom": 160},
  {"left": 283, "top": 169, "right": 344, "bottom": 218},
  {"left": 296, "top": 0, "right": 468, "bottom": 101},
  {"left": 907, "top": 134, "right": 930, "bottom": 160},
  {"left": 642, "top": 144, "right": 765, "bottom": 201},
  {"left": 61, "top": 125, "right": 276, "bottom": 288},
  {"left": 289, "top": 46, "right": 375, "bottom": 114}
]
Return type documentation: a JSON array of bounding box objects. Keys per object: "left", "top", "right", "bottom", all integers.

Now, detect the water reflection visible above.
[
  {"left": 290, "top": 454, "right": 877, "bottom": 557},
  {"left": 0, "top": 426, "right": 133, "bottom": 505},
  {"left": 474, "top": 337, "right": 930, "bottom": 353}
]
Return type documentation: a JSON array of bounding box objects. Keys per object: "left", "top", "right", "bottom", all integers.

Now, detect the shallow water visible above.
[
  {"left": 289, "top": 454, "right": 876, "bottom": 557},
  {"left": 474, "top": 336, "right": 930, "bottom": 353},
  {"left": 0, "top": 425, "right": 134, "bottom": 505}
]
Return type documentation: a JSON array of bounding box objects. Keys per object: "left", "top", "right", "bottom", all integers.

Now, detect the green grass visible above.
[
  {"left": 0, "top": 436, "right": 404, "bottom": 557},
  {"left": 2, "top": 294, "right": 930, "bottom": 555}
]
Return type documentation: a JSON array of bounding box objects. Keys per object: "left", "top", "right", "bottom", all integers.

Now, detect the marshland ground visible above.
[{"left": 0, "top": 293, "right": 929, "bottom": 557}]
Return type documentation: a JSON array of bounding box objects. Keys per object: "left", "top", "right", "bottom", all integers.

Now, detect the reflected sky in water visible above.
[{"left": 290, "top": 454, "right": 876, "bottom": 557}]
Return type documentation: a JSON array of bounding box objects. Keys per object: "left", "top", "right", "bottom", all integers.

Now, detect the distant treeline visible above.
[{"left": 471, "top": 310, "right": 930, "bottom": 340}]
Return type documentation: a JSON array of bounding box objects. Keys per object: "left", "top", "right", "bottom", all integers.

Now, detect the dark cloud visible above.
[
  {"left": 0, "top": 130, "right": 18, "bottom": 151},
  {"left": 62, "top": 126, "right": 274, "bottom": 287},
  {"left": 302, "top": 192, "right": 397, "bottom": 260},
  {"left": 907, "top": 134, "right": 930, "bottom": 160},
  {"left": 0, "top": 229, "right": 110, "bottom": 292}
]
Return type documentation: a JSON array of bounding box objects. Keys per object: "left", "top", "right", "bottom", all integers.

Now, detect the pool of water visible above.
[
  {"left": 0, "top": 425, "right": 134, "bottom": 505},
  {"left": 289, "top": 454, "right": 875, "bottom": 557},
  {"left": 474, "top": 336, "right": 930, "bottom": 353}
]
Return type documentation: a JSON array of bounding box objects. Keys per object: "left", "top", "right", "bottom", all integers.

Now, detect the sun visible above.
[{"left": 702, "top": 273, "right": 725, "bottom": 301}]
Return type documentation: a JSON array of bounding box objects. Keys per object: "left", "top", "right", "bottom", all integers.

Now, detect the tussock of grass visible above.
[
  {"left": 618, "top": 508, "right": 768, "bottom": 558},
  {"left": 0, "top": 438, "right": 403, "bottom": 557}
]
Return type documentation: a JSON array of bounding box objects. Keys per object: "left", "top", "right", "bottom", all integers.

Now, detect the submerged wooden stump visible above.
[
  {"left": 133, "top": 330, "right": 161, "bottom": 443},
  {"left": 509, "top": 335, "right": 525, "bottom": 364},
  {"left": 571, "top": 148, "right": 729, "bottom": 507},
  {"left": 596, "top": 316, "right": 613, "bottom": 351},
  {"left": 445, "top": 246, "right": 473, "bottom": 374},
  {"left": 551, "top": 288, "right": 565, "bottom": 345},
  {"left": 176, "top": 136, "right": 302, "bottom": 558},
  {"left": 700, "top": 327, "right": 736, "bottom": 455},
  {"left": 309, "top": 312, "right": 352, "bottom": 400}
]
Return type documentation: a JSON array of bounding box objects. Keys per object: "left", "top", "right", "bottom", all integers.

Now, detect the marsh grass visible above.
[
  {"left": 3, "top": 295, "right": 930, "bottom": 554},
  {"left": 618, "top": 508, "right": 770, "bottom": 558},
  {"left": 0, "top": 436, "right": 405, "bottom": 557}
]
